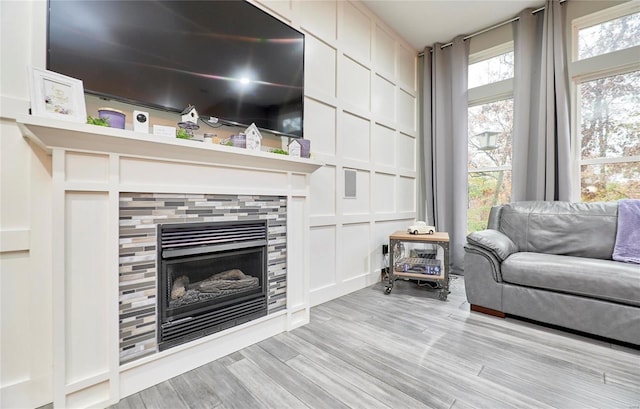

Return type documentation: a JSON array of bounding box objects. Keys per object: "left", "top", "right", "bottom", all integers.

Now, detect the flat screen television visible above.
[{"left": 47, "top": 0, "right": 304, "bottom": 138}]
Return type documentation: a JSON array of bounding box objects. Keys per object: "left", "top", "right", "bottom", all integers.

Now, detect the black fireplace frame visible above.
[{"left": 156, "top": 220, "right": 269, "bottom": 350}]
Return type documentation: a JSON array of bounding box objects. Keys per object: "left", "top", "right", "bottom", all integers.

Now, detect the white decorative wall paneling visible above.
[
  {"left": 19, "top": 116, "right": 321, "bottom": 407},
  {"left": 294, "top": 0, "right": 418, "bottom": 306}
]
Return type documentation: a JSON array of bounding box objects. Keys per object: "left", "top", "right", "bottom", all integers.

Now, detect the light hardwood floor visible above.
[{"left": 103, "top": 276, "right": 640, "bottom": 408}]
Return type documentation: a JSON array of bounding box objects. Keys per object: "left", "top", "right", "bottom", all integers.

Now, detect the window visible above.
[
  {"left": 572, "top": 3, "right": 640, "bottom": 202},
  {"left": 576, "top": 12, "right": 640, "bottom": 60},
  {"left": 578, "top": 70, "right": 640, "bottom": 201},
  {"left": 468, "top": 52, "right": 514, "bottom": 88},
  {"left": 468, "top": 99, "right": 513, "bottom": 232},
  {"left": 467, "top": 45, "right": 514, "bottom": 233}
]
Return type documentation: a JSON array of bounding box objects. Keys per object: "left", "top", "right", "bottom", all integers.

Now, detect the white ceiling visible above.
[{"left": 361, "top": 0, "right": 545, "bottom": 51}]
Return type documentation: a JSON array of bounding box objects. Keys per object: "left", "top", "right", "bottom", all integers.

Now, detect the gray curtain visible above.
[
  {"left": 512, "top": 0, "right": 572, "bottom": 201},
  {"left": 422, "top": 36, "right": 470, "bottom": 275}
]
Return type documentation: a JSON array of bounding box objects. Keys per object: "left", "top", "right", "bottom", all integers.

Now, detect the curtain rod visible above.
[{"left": 418, "top": 0, "right": 565, "bottom": 56}]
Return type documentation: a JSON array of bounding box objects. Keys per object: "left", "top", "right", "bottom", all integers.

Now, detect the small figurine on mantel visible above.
[
  {"left": 180, "top": 105, "right": 199, "bottom": 125},
  {"left": 244, "top": 123, "right": 262, "bottom": 151},
  {"left": 178, "top": 104, "right": 200, "bottom": 138},
  {"left": 288, "top": 138, "right": 301, "bottom": 157}
]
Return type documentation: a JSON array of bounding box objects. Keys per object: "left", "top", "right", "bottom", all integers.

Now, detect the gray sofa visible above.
[{"left": 464, "top": 201, "right": 640, "bottom": 346}]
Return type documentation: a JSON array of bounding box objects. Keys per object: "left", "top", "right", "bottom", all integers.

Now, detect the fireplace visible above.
[{"left": 157, "top": 220, "right": 268, "bottom": 350}]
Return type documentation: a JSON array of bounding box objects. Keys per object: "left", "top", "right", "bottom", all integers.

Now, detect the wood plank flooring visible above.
[{"left": 109, "top": 275, "right": 640, "bottom": 409}]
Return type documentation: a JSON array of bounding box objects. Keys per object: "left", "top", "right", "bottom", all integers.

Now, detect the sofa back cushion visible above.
[{"left": 494, "top": 201, "right": 618, "bottom": 260}]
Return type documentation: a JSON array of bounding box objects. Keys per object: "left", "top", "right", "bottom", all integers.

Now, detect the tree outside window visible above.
[
  {"left": 579, "top": 71, "right": 640, "bottom": 201},
  {"left": 577, "top": 12, "right": 640, "bottom": 60},
  {"left": 575, "top": 9, "right": 640, "bottom": 202},
  {"left": 467, "top": 47, "right": 514, "bottom": 233},
  {"left": 468, "top": 52, "right": 514, "bottom": 88},
  {"left": 467, "top": 99, "right": 513, "bottom": 232}
]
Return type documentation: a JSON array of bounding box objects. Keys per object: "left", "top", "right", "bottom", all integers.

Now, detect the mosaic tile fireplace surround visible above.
[{"left": 119, "top": 193, "right": 287, "bottom": 364}]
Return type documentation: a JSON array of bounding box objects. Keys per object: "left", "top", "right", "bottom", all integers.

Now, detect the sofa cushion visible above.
[
  {"left": 498, "top": 201, "right": 618, "bottom": 260},
  {"left": 502, "top": 252, "right": 640, "bottom": 307}
]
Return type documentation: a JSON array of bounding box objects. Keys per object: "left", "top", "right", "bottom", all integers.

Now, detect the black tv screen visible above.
[{"left": 47, "top": 0, "right": 304, "bottom": 137}]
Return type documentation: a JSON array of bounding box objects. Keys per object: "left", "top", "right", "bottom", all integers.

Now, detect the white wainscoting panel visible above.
[
  {"left": 397, "top": 88, "right": 417, "bottom": 134},
  {"left": 341, "top": 1, "right": 371, "bottom": 64},
  {"left": 305, "top": 34, "right": 337, "bottom": 100},
  {"left": 372, "top": 172, "right": 395, "bottom": 214},
  {"left": 291, "top": 173, "right": 308, "bottom": 192},
  {"left": 340, "top": 111, "right": 370, "bottom": 163},
  {"left": 309, "top": 225, "right": 337, "bottom": 291},
  {"left": 255, "top": 0, "right": 292, "bottom": 22},
  {"left": 1, "top": 253, "right": 31, "bottom": 381},
  {"left": 310, "top": 165, "right": 336, "bottom": 216},
  {"left": 0, "top": 120, "right": 30, "bottom": 227},
  {"left": 398, "top": 176, "right": 417, "bottom": 213},
  {"left": 373, "top": 74, "right": 396, "bottom": 124},
  {"left": 340, "top": 222, "right": 371, "bottom": 281},
  {"left": 340, "top": 56, "right": 371, "bottom": 113},
  {"left": 286, "top": 196, "right": 308, "bottom": 320},
  {"left": 342, "top": 169, "right": 370, "bottom": 215},
  {"left": 304, "top": 98, "right": 337, "bottom": 157},
  {"left": 64, "top": 192, "right": 111, "bottom": 383},
  {"left": 296, "top": 0, "right": 337, "bottom": 41},
  {"left": 397, "top": 132, "right": 417, "bottom": 172},
  {"left": 397, "top": 43, "right": 417, "bottom": 90},
  {"left": 372, "top": 123, "right": 396, "bottom": 167},
  {"left": 374, "top": 25, "right": 396, "bottom": 79},
  {"left": 65, "top": 152, "right": 109, "bottom": 183},
  {"left": 119, "top": 157, "right": 288, "bottom": 191}
]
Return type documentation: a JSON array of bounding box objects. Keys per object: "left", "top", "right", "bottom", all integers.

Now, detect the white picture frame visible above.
[{"left": 29, "top": 67, "right": 87, "bottom": 123}]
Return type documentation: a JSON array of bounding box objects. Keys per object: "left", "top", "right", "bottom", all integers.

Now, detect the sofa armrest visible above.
[
  {"left": 464, "top": 229, "right": 514, "bottom": 311},
  {"left": 466, "top": 229, "right": 517, "bottom": 262},
  {"left": 464, "top": 244, "right": 504, "bottom": 283},
  {"left": 464, "top": 248, "right": 504, "bottom": 310}
]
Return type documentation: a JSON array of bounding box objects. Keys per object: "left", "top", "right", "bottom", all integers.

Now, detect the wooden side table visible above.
[{"left": 385, "top": 231, "right": 450, "bottom": 300}]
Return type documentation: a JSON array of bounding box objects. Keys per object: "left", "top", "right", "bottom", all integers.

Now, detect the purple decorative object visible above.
[
  {"left": 613, "top": 199, "right": 640, "bottom": 264},
  {"left": 298, "top": 139, "right": 310, "bottom": 158},
  {"left": 231, "top": 133, "right": 246, "bottom": 148},
  {"left": 98, "top": 108, "right": 126, "bottom": 129}
]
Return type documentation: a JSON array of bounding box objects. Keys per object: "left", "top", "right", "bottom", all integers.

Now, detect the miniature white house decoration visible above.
[
  {"left": 245, "top": 123, "right": 262, "bottom": 151},
  {"left": 288, "top": 139, "right": 301, "bottom": 157},
  {"left": 180, "top": 105, "right": 199, "bottom": 124}
]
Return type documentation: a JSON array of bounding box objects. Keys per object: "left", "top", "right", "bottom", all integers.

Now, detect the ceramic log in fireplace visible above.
[{"left": 157, "top": 220, "right": 268, "bottom": 350}]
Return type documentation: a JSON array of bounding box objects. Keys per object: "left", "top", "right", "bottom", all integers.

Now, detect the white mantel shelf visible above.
[{"left": 16, "top": 114, "right": 323, "bottom": 174}]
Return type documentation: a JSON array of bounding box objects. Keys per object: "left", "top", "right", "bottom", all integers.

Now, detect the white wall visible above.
[
  {"left": 0, "top": 0, "right": 417, "bottom": 406},
  {"left": 256, "top": 0, "right": 419, "bottom": 306},
  {"left": 1, "top": 1, "right": 53, "bottom": 408}
]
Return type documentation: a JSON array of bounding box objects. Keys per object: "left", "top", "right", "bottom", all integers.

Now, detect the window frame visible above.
[
  {"left": 467, "top": 43, "right": 515, "bottom": 232},
  {"left": 468, "top": 42, "right": 514, "bottom": 105},
  {"left": 569, "top": 1, "right": 640, "bottom": 200},
  {"left": 571, "top": 1, "right": 640, "bottom": 62},
  {"left": 468, "top": 44, "right": 514, "bottom": 170}
]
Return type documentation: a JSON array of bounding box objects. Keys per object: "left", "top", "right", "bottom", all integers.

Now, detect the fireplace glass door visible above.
[
  {"left": 157, "top": 220, "right": 268, "bottom": 350},
  {"left": 162, "top": 247, "right": 265, "bottom": 322}
]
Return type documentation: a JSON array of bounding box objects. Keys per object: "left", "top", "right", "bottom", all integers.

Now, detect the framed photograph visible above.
[{"left": 29, "top": 67, "right": 87, "bottom": 123}]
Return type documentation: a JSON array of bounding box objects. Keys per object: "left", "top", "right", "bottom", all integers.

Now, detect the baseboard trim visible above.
[{"left": 471, "top": 304, "right": 506, "bottom": 318}]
